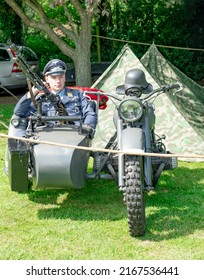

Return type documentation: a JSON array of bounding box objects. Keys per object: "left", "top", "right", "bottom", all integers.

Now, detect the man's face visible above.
[{"left": 45, "top": 74, "right": 65, "bottom": 92}]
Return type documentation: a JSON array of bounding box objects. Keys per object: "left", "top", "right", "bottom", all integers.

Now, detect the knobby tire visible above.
[{"left": 125, "top": 156, "right": 145, "bottom": 237}]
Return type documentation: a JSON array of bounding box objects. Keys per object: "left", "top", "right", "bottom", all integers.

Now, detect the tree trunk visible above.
[
  {"left": 73, "top": 15, "right": 92, "bottom": 87},
  {"left": 74, "top": 43, "right": 92, "bottom": 87}
]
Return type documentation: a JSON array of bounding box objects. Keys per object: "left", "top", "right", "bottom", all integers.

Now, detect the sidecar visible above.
[
  {"left": 7, "top": 88, "right": 108, "bottom": 192},
  {"left": 8, "top": 124, "right": 91, "bottom": 192}
]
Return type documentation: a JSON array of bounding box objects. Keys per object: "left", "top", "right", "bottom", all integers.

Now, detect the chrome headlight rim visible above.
[
  {"left": 11, "top": 116, "right": 20, "bottom": 127},
  {"left": 118, "top": 98, "right": 143, "bottom": 122}
]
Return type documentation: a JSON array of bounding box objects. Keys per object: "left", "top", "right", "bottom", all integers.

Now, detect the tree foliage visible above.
[
  {"left": 1, "top": 0, "right": 204, "bottom": 83},
  {"left": 0, "top": 0, "right": 23, "bottom": 43},
  {"left": 4, "top": 0, "right": 102, "bottom": 86},
  {"left": 97, "top": 0, "right": 204, "bottom": 81}
]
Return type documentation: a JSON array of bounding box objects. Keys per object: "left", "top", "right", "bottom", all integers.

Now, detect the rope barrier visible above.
[
  {"left": 93, "top": 35, "right": 204, "bottom": 52},
  {"left": 1, "top": 132, "right": 204, "bottom": 159}
]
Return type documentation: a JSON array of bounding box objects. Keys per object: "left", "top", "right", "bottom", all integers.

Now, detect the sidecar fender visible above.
[{"left": 121, "top": 127, "right": 144, "bottom": 151}]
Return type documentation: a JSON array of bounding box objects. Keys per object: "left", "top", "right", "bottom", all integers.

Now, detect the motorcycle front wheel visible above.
[{"left": 125, "top": 155, "right": 145, "bottom": 237}]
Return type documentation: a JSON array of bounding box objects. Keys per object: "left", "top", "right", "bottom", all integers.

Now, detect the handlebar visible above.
[
  {"left": 161, "top": 83, "right": 182, "bottom": 92},
  {"left": 27, "top": 115, "right": 94, "bottom": 138},
  {"left": 143, "top": 83, "right": 182, "bottom": 100},
  {"left": 76, "top": 83, "right": 182, "bottom": 103},
  {"left": 29, "top": 115, "right": 81, "bottom": 122}
]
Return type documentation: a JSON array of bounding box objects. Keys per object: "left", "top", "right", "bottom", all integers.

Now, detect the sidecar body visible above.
[
  {"left": 8, "top": 125, "right": 91, "bottom": 192},
  {"left": 31, "top": 126, "right": 91, "bottom": 190}
]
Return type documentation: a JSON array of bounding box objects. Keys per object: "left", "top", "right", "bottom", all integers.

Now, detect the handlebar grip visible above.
[
  {"left": 162, "top": 83, "right": 182, "bottom": 92},
  {"left": 169, "top": 83, "right": 181, "bottom": 89}
]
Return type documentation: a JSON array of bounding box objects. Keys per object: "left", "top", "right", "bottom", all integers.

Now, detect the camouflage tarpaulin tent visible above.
[
  {"left": 92, "top": 44, "right": 204, "bottom": 161},
  {"left": 92, "top": 45, "right": 159, "bottom": 146},
  {"left": 141, "top": 43, "right": 204, "bottom": 159}
]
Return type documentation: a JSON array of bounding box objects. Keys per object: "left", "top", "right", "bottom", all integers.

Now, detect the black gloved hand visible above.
[{"left": 82, "top": 124, "right": 95, "bottom": 139}]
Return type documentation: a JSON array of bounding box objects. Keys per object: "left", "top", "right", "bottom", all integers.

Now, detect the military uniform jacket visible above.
[{"left": 14, "top": 87, "right": 97, "bottom": 128}]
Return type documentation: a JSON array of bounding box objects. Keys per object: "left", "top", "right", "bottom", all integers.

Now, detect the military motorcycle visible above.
[
  {"left": 8, "top": 75, "right": 180, "bottom": 236},
  {"left": 7, "top": 74, "right": 181, "bottom": 237},
  {"left": 88, "top": 69, "right": 182, "bottom": 236},
  {"left": 7, "top": 42, "right": 182, "bottom": 237}
]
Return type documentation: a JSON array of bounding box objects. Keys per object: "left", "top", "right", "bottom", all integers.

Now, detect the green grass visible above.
[
  {"left": 0, "top": 103, "right": 204, "bottom": 260},
  {"left": 0, "top": 104, "right": 14, "bottom": 132}
]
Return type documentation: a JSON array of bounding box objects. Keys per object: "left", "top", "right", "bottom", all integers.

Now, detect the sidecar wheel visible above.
[{"left": 125, "top": 156, "right": 145, "bottom": 237}]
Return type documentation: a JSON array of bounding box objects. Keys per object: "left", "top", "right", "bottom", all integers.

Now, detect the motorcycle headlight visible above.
[
  {"left": 11, "top": 117, "right": 20, "bottom": 127},
  {"left": 118, "top": 99, "right": 143, "bottom": 122}
]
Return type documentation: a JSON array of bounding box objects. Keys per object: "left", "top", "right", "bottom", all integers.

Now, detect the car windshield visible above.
[{"left": 19, "top": 46, "right": 38, "bottom": 61}]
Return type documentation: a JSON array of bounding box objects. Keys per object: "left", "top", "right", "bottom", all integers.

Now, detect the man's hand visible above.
[
  {"left": 27, "top": 85, "right": 40, "bottom": 99},
  {"left": 82, "top": 124, "right": 95, "bottom": 139},
  {"left": 27, "top": 81, "right": 49, "bottom": 99}
]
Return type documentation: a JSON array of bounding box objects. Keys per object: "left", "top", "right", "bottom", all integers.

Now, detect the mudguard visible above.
[
  {"left": 31, "top": 127, "right": 91, "bottom": 189},
  {"left": 118, "top": 127, "right": 144, "bottom": 188},
  {"left": 121, "top": 127, "right": 144, "bottom": 151}
]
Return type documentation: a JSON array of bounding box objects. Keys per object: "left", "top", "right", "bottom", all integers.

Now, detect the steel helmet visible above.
[{"left": 124, "top": 69, "right": 152, "bottom": 93}]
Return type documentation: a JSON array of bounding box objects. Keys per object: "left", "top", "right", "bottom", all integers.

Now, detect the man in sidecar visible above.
[
  {"left": 8, "top": 58, "right": 97, "bottom": 138},
  {"left": 5, "top": 59, "right": 98, "bottom": 187}
]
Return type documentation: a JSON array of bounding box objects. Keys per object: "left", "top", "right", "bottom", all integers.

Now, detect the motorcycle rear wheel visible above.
[{"left": 125, "top": 156, "right": 145, "bottom": 237}]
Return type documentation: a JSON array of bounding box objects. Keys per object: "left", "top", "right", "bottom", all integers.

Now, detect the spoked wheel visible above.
[{"left": 124, "top": 155, "right": 145, "bottom": 237}]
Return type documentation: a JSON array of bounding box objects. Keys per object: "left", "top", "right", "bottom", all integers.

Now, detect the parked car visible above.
[{"left": 0, "top": 43, "right": 39, "bottom": 90}]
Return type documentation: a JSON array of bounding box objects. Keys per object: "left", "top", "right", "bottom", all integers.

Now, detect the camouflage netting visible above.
[{"left": 92, "top": 44, "right": 204, "bottom": 161}]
